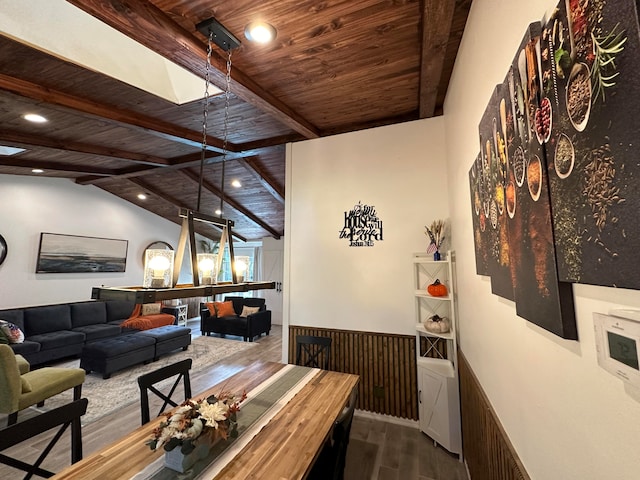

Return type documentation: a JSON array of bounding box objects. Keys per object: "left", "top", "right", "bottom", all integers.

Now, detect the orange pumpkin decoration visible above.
[{"left": 427, "top": 279, "right": 448, "bottom": 297}]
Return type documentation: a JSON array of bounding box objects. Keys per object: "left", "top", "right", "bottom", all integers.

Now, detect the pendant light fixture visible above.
[{"left": 92, "top": 17, "right": 274, "bottom": 304}]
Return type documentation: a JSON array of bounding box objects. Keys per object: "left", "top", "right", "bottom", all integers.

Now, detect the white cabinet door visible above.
[{"left": 418, "top": 364, "right": 462, "bottom": 454}]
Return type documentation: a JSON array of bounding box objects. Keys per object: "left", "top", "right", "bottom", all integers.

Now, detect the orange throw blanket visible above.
[{"left": 120, "top": 304, "right": 176, "bottom": 330}]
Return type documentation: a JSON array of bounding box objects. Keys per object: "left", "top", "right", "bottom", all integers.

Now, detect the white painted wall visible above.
[
  {"left": 261, "top": 237, "right": 284, "bottom": 325},
  {"left": 444, "top": 0, "right": 640, "bottom": 478},
  {"left": 284, "top": 118, "right": 449, "bottom": 341},
  {"left": 0, "top": 175, "right": 182, "bottom": 309}
]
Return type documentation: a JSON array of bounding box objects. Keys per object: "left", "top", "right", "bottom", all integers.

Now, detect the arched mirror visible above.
[
  {"left": 0, "top": 234, "right": 7, "bottom": 266},
  {"left": 141, "top": 241, "right": 173, "bottom": 264}
]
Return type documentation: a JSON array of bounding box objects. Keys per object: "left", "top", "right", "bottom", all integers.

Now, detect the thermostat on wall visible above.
[{"left": 594, "top": 312, "right": 640, "bottom": 388}]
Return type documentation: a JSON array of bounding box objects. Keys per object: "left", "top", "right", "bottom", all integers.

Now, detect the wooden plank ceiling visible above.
[{"left": 0, "top": 0, "right": 471, "bottom": 241}]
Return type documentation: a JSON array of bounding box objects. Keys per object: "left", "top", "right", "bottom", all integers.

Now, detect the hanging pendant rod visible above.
[{"left": 195, "top": 17, "right": 241, "bottom": 52}]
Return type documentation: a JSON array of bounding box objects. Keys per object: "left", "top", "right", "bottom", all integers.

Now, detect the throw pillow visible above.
[
  {"left": 240, "top": 305, "right": 260, "bottom": 318},
  {"left": 141, "top": 303, "right": 162, "bottom": 315},
  {"left": 0, "top": 320, "right": 24, "bottom": 344},
  {"left": 21, "top": 376, "right": 32, "bottom": 393},
  {"left": 204, "top": 302, "right": 217, "bottom": 317},
  {"left": 215, "top": 301, "right": 236, "bottom": 317}
]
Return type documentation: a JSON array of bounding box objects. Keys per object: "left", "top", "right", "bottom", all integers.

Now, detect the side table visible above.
[{"left": 161, "top": 304, "right": 189, "bottom": 326}]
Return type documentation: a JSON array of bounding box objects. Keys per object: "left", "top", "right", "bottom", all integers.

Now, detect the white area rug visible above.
[{"left": 42, "top": 336, "right": 257, "bottom": 424}]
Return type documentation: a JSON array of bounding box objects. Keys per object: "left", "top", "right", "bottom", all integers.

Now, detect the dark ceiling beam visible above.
[
  {"left": 128, "top": 177, "right": 192, "bottom": 212},
  {"left": 0, "top": 130, "right": 171, "bottom": 167},
  {"left": 65, "top": 0, "right": 320, "bottom": 139},
  {"left": 125, "top": 176, "right": 231, "bottom": 241},
  {"left": 179, "top": 169, "right": 282, "bottom": 240},
  {"left": 419, "top": 0, "right": 456, "bottom": 118},
  {"left": 0, "top": 73, "right": 232, "bottom": 153},
  {"left": 75, "top": 148, "right": 259, "bottom": 185},
  {"left": 236, "top": 157, "right": 285, "bottom": 205},
  {"left": 0, "top": 157, "right": 113, "bottom": 176},
  {"left": 236, "top": 134, "right": 306, "bottom": 151}
]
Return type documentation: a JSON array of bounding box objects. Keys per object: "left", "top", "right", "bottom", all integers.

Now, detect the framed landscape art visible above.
[{"left": 36, "top": 233, "right": 128, "bottom": 273}]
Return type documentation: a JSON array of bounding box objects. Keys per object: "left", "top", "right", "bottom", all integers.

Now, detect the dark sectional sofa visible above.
[
  {"left": 200, "top": 296, "right": 271, "bottom": 342},
  {"left": 0, "top": 300, "right": 152, "bottom": 366}
]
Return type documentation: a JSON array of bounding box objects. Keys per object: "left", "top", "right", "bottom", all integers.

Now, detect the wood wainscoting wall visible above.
[
  {"left": 288, "top": 326, "right": 418, "bottom": 420},
  {"left": 459, "top": 351, "right": 531, "bottom": 480}
]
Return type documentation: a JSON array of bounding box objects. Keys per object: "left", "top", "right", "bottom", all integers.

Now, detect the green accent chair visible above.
[
  {"left": 0, "top": 344, "right": 85, "bottom": 426},
  {"left": 15, "top": 354, "right": 30, "bottom": 375}
]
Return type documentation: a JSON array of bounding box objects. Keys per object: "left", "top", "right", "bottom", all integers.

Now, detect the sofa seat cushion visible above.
[
  {"left": 219, "top": 316, "right": 247, "bottom": 329},
  {"left": 137, "top": 325, "right": 191, "bottom": 342},
  {"left": 71, "top": 302, "right": 107, "bottom": 327},
  {"left": 10, "top": 340, "right": 40, "bottom": 355},
  {"left": 28, "top": 330, "right": 85, "bottom": 350},
  {"left": 18, "top": 367, "right": 86, "bottom": 410},
  {"left": 72, "top": 324, "right": 122, "bottom": 341}
]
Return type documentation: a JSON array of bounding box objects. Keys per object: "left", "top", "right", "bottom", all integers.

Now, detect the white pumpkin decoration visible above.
[{"left": 423, "top": 314, "right": 450, "bottom": 334}]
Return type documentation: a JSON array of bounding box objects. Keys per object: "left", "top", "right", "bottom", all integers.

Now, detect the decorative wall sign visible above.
[
  {"left": 36, "top": 233, "right": 128, "bottom": 273},
  {"left": 339, "top": 202, "right": 383, "bottom": 247}
]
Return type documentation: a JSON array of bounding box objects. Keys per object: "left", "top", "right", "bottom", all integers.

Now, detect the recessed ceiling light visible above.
[
  {"left": 215, "top": 209, "right": 223, "bottom": 216},
  {"left": 231, "top": 179, "right": 242, "bottom": 188},
  {"left": 0, "top": 146, "right": 26, "bottom": 156},
  {"left": 23, "top": 113, "right": 48, "bottom": 123},
  {"left": 137, "top": 193, "right": 147, "bottom": 200},
  {"left": 32, "top": 169, "right": 44, "bottom": 174},
  {"left": 244, "top": 21, "right": 277, "bottom": 44}
]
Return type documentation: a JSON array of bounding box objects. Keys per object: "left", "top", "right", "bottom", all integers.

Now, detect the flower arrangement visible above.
[
  {"left": 147, "top": 390, "right": 246, "bottom": 455},
  {"left": 425, "top": 220, "right": 446, "bottom": 254}
]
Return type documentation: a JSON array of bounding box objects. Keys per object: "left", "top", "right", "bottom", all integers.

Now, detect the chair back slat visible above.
[
  {"left": 137, "top": 359, "right": 192, "bottom": 425},
  {"left": 0, "top": 398, "right": 88, "bottom": 478},
  {"left": 295, "top": 335, "right": 332, "bottom": 370}
]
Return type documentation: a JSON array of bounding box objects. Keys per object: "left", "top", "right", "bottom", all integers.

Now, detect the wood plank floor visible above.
[{"left": 1, "top": 321, "right": 468, "bottom": 479}]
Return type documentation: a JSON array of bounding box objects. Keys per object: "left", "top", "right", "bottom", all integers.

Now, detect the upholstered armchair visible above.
[
  {"left": 0, "top": 344, "right": 86, "bottom": 425},
  {"left": 15, "top": 354, "right": 30, "bottom": 375},
  {"left": 200, "top": 296, "right": 271, "bottom": 342}
]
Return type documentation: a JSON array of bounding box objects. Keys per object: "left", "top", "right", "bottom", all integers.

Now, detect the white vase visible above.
[{"left": 164, "top": 439, "right": 212, "bottom": 473}]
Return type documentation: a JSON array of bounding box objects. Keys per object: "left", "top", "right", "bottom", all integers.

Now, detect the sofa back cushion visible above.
[
  {"left": 106, "top": 300, "right": 136, "bottom": 322},
  {"left": 71, "top": 302, "right": 107, "bottom": 327},
  {"left": 224, "top": 296, "right": 266, "bottom": 314},
  {"left": 0, "top": 309, "right": 25, "bottom": 331},
  {"left": 24, "top": 305, "right": 72, "bottom": 336}
]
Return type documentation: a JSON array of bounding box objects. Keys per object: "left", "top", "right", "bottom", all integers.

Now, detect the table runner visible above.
[{"left": 133, "top": 365, "right": 318, "bottom": 480}]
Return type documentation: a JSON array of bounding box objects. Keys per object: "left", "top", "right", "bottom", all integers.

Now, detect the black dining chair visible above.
[
  {"left": 137, "top": 358, "right": 192, "bottom": 425},
  {"left": 295, "top": 335, "right": 332, "bottom": 369},
  {"left": 0, "top": 398, "right": 88, "bottom": 479},
  {"left": 307, "top": 386, "right": 358, "bottom": 480}
]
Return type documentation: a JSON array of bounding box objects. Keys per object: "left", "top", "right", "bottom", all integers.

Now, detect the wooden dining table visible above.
[{"left": 52, "top": 361, "right": 359, "bottom": 480}]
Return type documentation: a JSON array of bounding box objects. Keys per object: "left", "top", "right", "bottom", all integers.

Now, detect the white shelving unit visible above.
[
  {"left": 162, "top": 304, "right": 188, "bottom": 327},
  {"left": 413, "top": 251, "right": 462, "bottom": 458}
]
